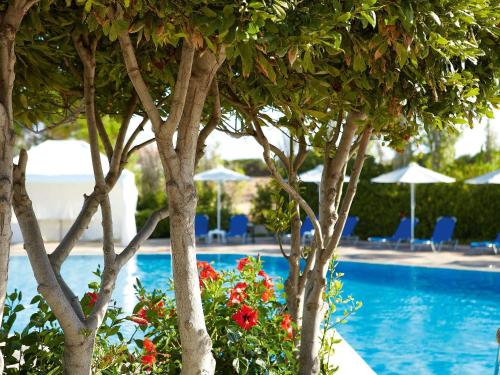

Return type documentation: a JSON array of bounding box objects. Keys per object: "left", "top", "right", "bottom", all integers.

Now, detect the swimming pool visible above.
[{"left": 7, "top": 254, "right": 500, "bottom": 374}]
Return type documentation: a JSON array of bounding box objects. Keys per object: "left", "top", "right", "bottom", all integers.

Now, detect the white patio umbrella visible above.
[
  {"left": 371, "top": 162, "right": 455, "bottom": 249},
  {"left": 465, "top": 169, "right": 500, "bottom": 184},
  {"left": 299, "top": 164, "right": 350, "bottom": 202},
  {"left": 194, "top": 166, "right": 250, "bottom": 231}
]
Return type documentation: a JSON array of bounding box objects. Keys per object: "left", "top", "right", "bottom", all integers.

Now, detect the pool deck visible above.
[{"left": 10, "top": 238, "right": 500, "bottom": 272}]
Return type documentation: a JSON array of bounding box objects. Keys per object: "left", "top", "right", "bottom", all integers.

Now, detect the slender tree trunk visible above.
[
  {"left": 299, "top": 262, "right": 329, "bottom": 375},
  {"left": 62, "top": 334, "right": 96, "bottom": 375},
  {"left": 163, "top": 55, "right": 219, "bottom": 375},
  {"left": 168, "top": 184, "right": 215, "bottom": 373},
  {"left": 0, "top": 18, "right": 17, "bottom": 373},
  {"left": 285, "top": 193, "right": 304, "bottom": 328},
  {"left": 299, "top": 124, "right": 372, "bottom": 375},
  {"left": 0, "top": 102, "right": 13, "bottom": 375}
]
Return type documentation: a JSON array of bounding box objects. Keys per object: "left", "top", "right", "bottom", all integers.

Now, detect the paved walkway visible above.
[{"left": 11, "top": 238, "right": 500, "bottom": 272}]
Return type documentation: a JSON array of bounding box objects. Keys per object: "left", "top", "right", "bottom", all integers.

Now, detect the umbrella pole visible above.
[
  {"left": 410, "top": 183, "right": 415, "bottom": 250},
  {"left": 217, "top": 181, "right": 221, "bottom": 231}
]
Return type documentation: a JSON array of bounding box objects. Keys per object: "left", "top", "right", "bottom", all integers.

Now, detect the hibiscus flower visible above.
[
  {"left": 232, "top": 304, "right": 258, "bottom": 330},
  {"left": 281, "top": 314, "right": 293, "bottom": 339},
  {"left": 236, "top": 257, "right": 251, "bottom": 271},
  {"left": 261, "top": 288, "right": 274, "bottom": 302},
  {"left": 84, "top": 292, "right": 98, "bottom": 308},
  {"left": 227, "top": 282, "right": 248, "bottom": 306},
  {"left": 197, "top": 261, "right": 219, "bottom": 287}
]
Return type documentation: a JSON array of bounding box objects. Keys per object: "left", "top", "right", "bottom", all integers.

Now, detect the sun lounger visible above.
[
  {"left": 470, "top": 232, "right": 500, "bottom": 255},
  {"left": 195, "top": 214, "right": 209, "bottom": 242},
  {"left": 368, "top": 217, "right": 418, "bottom": 249},
  {"left": 413, "top": 216, "right": 457, "bottom": 252},
  {"left": 301, "top": 216, "right": 315, "bottom": 245},
  {"left": 341, "top": 216, "right": 359, "bottom": 244},
  {"left": 226, "top": 214, "right": 249, "bottom": 243}
]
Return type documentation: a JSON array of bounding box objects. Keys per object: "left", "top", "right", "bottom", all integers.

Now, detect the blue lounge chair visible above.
[
  {"left": 470, "top": 232, "right": 500, "bottom": 255},
  {"left": 195, "top": 214, "right": 209, "bottom": 242},
  {"left": 341, "top": 216, "right": 359, "bottom": 244},
  {"left": 368, "top": 217, "right": 419, "bottom": 249},
  {"left": 413, "top": 216, "right": 457, "bottom": 252},
  {"left": 301, "top": 216, "right": 315, "bottom": 244},
  {"left": 226, "top": 214, "right": 249, "bottom": 243}
]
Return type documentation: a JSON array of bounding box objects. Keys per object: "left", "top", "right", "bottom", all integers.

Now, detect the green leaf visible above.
[
  {"left": 336, "top": 12, "right": 351, "bottom": 23},
  {"left": 463, "top": 87, "right": 479, "bottom": 98},
  {"left": 353, "top": 54, "right": 366, "bottom": 72},
  {"left": 360, "top": 11, "right": 376, "bottom": 28}
]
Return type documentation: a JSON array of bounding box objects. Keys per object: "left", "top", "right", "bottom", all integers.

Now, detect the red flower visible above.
[
  {"left": 153, "top": 301, "right": 166, "bottom": 317},
  {"left": 258, "top": 269, "right": 274, "bottom": 289},
  {"left": 261, "top": 288, "right": 274, "bottom": 302},
  {"left": 262, "top": 277, "right": 274, "bottom": 289},
  {"left": 141, "top": 338, "right": 157, "bottom": 368},
  {"left": 138, "top": 307, "right": 148, "bottom": 319},
  {"left": 232, "top": 304, "right": 258, "bottom": 330},
  {"left": 85, "top": 292, "right": 98, "bottom": 307},
  {"left": 258, "top": 270, "right": 268, "bottom": 278},
  {"left": 197, "top": 261, "right": 219, "bottom": 286},
  {"left": 281, "top": 314, "right": 293, "bottom": 339},
  {"left": 143, "top": 338, "right": 156, "bottom": 353},
  {"left": 141, "top": 353, "right": 156, "bottom": 366},
  {"left": 227, "top": 282, "right": 248, "bottom": 306},
  {"left": 237, "top": 257, "right": 251, "bottom": 271}
]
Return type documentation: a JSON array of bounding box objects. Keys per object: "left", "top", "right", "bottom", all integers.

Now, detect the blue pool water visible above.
[{"left": 6, "top": 254, "right": 500, "bottom": 374}]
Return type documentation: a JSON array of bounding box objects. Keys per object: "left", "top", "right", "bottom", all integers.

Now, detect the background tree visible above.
[{"left": 9, "top": 9, "right": 167, "bottom": 373}]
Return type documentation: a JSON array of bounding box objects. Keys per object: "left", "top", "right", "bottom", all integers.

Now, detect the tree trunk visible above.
[
  {"left": 168, "top": 184, "right": 215, "bottom": 374},
  {"left": 161, "top": 52, "right": 220, "bottom": 375},
  {"left": 299, "top": 124, "right": 372, "bottom": 374},
  {"left": 0, "top": 102, "right": 12, "bottom": 375},
  {"left": 285, "top": 200, "right": 304, "bottom": 328},
  {"left": 0, "top": 23, "right": 17, "bottom": 374},
  {"left": 299, "top": 262, "right": 329, "bottom": 375},
  {"left": 62, "top": 334, "right": 96, "bottom": 375}
]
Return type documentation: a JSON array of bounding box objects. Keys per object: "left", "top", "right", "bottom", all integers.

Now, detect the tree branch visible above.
[
  {"left": 95, "top": 110, "right": 113, "bottom": 161},
  {"left": 163, "top": 41, "right": 195, "bottom": 141},
  {"left": 196, "top": 79, "right": 221, "bottom": 166},
  {"left": 118, "top": 32, "right": 163, "bottom": 133},
  {"left": 323, "top": 126, "right": 372, "bottom": 260},
  {"left": 252, "top": 118, "right": 324, "bottom": 249},
  {"left": 116, "top": 207, "right": 169, "bottom": 269},
  {"left": 126, "top": 137, "right": 155, "bottom": 160},
  {"left": 122, "top": 115, "right": 148, "bottom": 159},
  {"left": 12, "top": 150, "right": 84, "bottom": 337}
]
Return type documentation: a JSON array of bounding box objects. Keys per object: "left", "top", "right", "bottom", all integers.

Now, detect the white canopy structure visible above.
[
  {"left": 465, "top": 169, "right": 500, "bottom": 184},
  {"left": 11, "top": 140, "right": 138, "bottom": 246},
  {"left": 194, "top": 166, "right": 250, "bottom": 230},
  {"left": 299, "top": 164, "right": 350, "bottom": 203},
  {"left": 299, "top": 164, "right": 350, "bottom": 183},
  {"left": 371, "top": 162, "right": 455, "bottom": 249}
]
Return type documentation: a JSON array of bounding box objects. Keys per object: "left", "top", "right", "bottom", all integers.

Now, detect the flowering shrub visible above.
[
  {"left": 124, "top": 256, "right": 298, "bottom": 373},
  {"left": 1, "top": 257, "right": 359, "bottom": 374}
]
